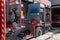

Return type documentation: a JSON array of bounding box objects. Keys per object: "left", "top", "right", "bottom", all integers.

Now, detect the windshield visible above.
[{"left": 6, "top": 0, "right": 20, "bottom": 28}]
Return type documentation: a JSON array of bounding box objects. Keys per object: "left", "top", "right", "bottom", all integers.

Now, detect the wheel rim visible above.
[
  {"left": 36, "top": 27, "right": 42, "bottom": 37},
  {"left": 38, "top": 31, "right": 41, "bottom": 36}
]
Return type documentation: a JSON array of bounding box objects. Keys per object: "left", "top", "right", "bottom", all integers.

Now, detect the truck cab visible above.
[{"left": 0, "top": 0, "right": 51, "bottom": 40}]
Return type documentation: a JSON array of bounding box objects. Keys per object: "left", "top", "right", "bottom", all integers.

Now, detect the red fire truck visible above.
[{"left": 0, "top": 0, "right": 51, "bottom": 40}]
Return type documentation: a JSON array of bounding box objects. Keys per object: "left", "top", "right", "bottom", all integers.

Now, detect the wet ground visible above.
[
  {"left": 48, "top": 33, "right": 60, "bottom": 40},
  {"left": 47, "top": 27, "right": 60, "bottom": 40}
]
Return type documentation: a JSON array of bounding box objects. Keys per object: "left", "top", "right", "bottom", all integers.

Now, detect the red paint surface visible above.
[{"left": 52, "top": 20, "right": 60, "bottom": 23}]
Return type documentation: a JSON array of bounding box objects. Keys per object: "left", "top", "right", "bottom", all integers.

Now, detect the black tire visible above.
[
  {"left": 36, "top": 27, "right": 43, "bottom": 37},
  {"left": 24, "top": 30, "right": 31, "bottom": 35},
  {"left": 6, "top": 31, "right": 17, "bottom": 40}
]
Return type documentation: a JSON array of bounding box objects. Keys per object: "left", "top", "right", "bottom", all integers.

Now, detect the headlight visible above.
[
  {"left": 6, "top": 28, "right": 11, "bottom": 33},
  {"left": 8, "top": 28, "right": 11, "bottom": 31}
]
